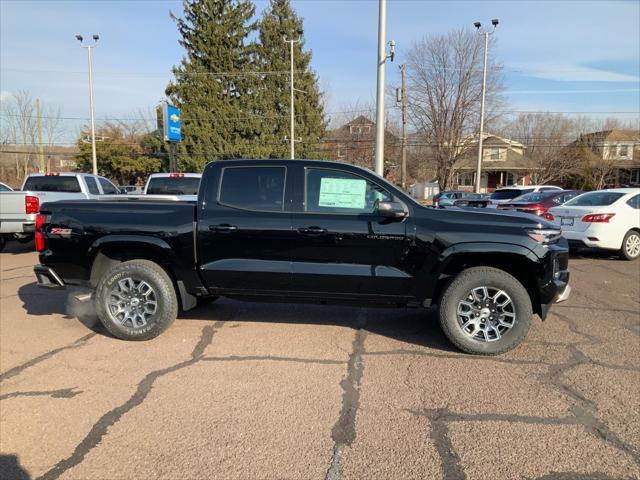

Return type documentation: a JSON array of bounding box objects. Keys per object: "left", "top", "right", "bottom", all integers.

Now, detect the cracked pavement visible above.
[{"left": 1, "top": 243, "right": 639, "bottom": 479}]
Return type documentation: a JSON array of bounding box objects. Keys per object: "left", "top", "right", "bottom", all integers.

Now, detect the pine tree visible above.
[
  {"left": 166, "top": 0, "right": 260, "bottom": 171},
  {"left": 256, "top": 0, "right": 326, "bottom": 159}
]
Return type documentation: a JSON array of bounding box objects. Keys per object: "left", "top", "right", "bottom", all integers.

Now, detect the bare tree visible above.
[
  {"left": 406, "top": 29, "right": 506, "bottom": 189},
  {"left": 505, "top": 113, "right": 580, "bottom": 184},
  {"left": 0, "top": 91, "right": 37, "bottom": 181}
]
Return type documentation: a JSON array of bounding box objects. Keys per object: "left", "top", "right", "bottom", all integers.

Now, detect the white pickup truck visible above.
[{"left": 0, "top": 172, "right": 120, "bottom": 251}]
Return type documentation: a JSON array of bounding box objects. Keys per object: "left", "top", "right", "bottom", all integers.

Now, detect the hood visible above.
[{"left": 415, "top": 204, "right": 556, "bottom": 229}]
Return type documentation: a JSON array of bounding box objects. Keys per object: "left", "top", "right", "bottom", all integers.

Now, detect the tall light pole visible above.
[
  {"left": 285, "top": 37, "right": 301, "bottom": 160},
  {"left": 374, "top": 0, "right": 395, "bottom": 177},
  {"left": 473, "top": 19, "right": 498, "bottom": 193},
  {"left": 76, "top": 34, "right": 99, "bottom": 175},
  {"left": 397, "top": 64, "right": 408, "bottom": 190}
]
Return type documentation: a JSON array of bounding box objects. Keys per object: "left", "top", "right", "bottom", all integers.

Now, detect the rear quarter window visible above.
[{"left": 23, "top": 176, "right": 81, "bottom": 192}]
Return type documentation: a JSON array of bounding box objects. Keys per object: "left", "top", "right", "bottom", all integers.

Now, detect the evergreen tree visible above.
[
  {"left": 166, "top": 0, "right": 260, "bottom": 170},
  {"left": 256, "top": 0, "right": 326, "bottom": 159}
]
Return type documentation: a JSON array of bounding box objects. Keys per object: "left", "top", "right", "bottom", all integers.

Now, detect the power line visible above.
[{"left": 1, "top": 109, "right": 638, "bottom": 123}]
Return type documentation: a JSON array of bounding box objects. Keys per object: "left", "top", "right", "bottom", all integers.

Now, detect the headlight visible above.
[{"left": 526, "top": 228, "right": 562, "bottom": 245}]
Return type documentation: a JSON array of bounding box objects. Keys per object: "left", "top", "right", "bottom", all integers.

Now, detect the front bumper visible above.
[{"left": 34, "top": 264, "right": 65, "bottom": 289}]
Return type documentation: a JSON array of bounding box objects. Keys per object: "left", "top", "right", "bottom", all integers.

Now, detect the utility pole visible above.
[
  {"left": 473, "top": 19, "right": 498, "bottom": 193},
  {"left": 374, "top": 0, "right": 395, "bottom": 177},
  {"left": 36, "top": 98, "right": 45, "bottom": 173},
  {"left": 286, "top": 37, "right": 301, "bottom": 160},
  {"left": 76, "top": 34, "right": 99, "bottom": 175},
  {"left": 398, "top": 64, "right": 408, "bottom": 190}
]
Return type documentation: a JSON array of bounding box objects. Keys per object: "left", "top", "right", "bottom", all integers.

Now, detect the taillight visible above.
[
  {"left": 543, "top": 212, "right": 555, "bottom": 221},
  {"left": 45, "top": 172, "right": 59, "bottom": 176},
  {"left": 582, "top": 213, "right": 615, "bottom": 223},
  {"left": 169, "top": 173, "right": 184, "bottom": 178},
  {"left": 35, "top": 214, "right": 46, "bottom": 252},
  {"left": 521, "top": 204, "right": 547, "bottom": 216},
  {"left": 25, "top": 195, "right": 40, "bottom": 214}
]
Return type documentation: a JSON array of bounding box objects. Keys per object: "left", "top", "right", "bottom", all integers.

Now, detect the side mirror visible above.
[{"left": 378, "top": 201, "right": 408, "bottom": 218}]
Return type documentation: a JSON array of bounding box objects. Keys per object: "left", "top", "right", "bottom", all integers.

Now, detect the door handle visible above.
[
  {"left": 298, "top": 226, "right": 327, "bottom": 236},
  {"left": 209, "top": 224, "right": 238, "bottom": 233}
]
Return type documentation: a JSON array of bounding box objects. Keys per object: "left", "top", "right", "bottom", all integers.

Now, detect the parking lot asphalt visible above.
[{"left": 1, "top": 242, "right": 639, "bottom": 480}]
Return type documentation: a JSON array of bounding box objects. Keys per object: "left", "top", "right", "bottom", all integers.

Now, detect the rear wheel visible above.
[
  {"left": 439, "top": 267, "right": 533, "bottom": 355},
  {"left": 95, "top": 260, "right": 178, "bottom": 341},
  {"left": 0, "top": 237, "right": 6, "bottom": 252},
  {"left": 620, "top": 230, "right": 640, "bottom": 261}
]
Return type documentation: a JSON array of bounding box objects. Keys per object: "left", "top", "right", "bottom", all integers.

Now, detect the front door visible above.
[
  {"left": 288, "top": 166, "right": 412, "bottom": 300},
  {"left": 197, "top": 165, "right": 293, "bottom": 294}
]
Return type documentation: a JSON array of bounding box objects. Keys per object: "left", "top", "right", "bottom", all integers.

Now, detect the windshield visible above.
[
  {"left": 490, "top": 188, "right": 534, "bottom": 200},
  {"left": 564, "top": 191, "right": 625, "bottom": 207},
  {"left": 146, "top": 177, "right": 200, "bottom": 195},
  {"left": 511, "top": 191, "right": 557, "bottom": 203}
]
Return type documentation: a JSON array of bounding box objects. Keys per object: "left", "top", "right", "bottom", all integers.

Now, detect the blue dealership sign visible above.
[{"left": 163, "top": 103, "right": 182, "bottom": 142}]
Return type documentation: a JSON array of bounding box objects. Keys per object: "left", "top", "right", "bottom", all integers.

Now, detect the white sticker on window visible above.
[{"left": 318, "top": 177, "right": 366, "bottom": 209}]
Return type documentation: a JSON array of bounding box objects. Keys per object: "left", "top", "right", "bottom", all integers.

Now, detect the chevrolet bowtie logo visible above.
[{"left": 170, "top": 113, "right": 180, "bottom": 123}]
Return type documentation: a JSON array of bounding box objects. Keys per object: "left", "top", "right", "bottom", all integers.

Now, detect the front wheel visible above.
[
  {"left": 439, "top": 267, "right": 533, "bottom": 355},
  {"left": 620, "top": 230, "right": 640, "bottom": 261},
  {"left": 95, "top": 260, "right": 178, "bottom": 341}
]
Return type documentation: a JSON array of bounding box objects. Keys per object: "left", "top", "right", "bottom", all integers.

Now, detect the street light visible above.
[
  {"left": 374, "top": 0, "right": 395, "bottom": 177},
  {"left": 473, "top": 19, "right": 498, "bottom": 193},
  {"left": 76, "top": 33, "right": 99, "bottom": 175}
]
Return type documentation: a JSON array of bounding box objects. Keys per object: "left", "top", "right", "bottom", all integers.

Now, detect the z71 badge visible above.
[{"left": 49, "top": 228, "right": 72, "bottom": 237}]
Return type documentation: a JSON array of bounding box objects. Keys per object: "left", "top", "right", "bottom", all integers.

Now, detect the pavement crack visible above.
[
  {"left": 0, "top": 333, "right": 96, "bottom": 383},
  {"left": 201, "top": 355, "right": 344, "bottom": 365},
  {"left": 364, "top": 348, "right": 547, "bottom": 366},
  {"left": 325, "top": 310, "right": 367, "bottom": 480},
  {"left": 0, "top": 387, "right": 82, "bottom": 400},
  {"left": 420, "top": 409, "right": 466, "bottom": 480},
  {"left": 36, "top": 322, "right": 223, "bottom": 480}
]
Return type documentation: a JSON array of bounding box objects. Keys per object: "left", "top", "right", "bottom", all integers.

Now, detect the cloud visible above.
[{"left": 510, "top": 62, "right": 640, "bottom": 83}]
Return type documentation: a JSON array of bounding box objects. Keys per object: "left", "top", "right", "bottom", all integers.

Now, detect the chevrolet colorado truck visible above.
[{"left": 33, "top": 159, "right": 571, "bottom": 355}]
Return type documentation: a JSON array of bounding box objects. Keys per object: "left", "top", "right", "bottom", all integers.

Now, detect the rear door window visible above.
[
  {"left": 98, "top": 177, "right": 119, "bottom": 194},
  {"left": 219, "top": 167, "right": 286, "bottom": 212},
  {"left": 23, "top": 176, "right": 81, "bottom": 192},
  {"left": 85, "top": 177, "right": 100, "bottom": 195},
  {"left": 626, "top": 194, "right": 640, "bottom": 209}
]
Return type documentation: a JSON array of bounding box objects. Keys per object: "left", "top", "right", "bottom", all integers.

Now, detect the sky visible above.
[{"left": 1, "top": 0, "right": 639, "bottom": 143}]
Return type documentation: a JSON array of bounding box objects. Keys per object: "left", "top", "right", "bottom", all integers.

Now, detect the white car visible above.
[
  {"left": 548, "top": 188, "right": 640, "bottom": 260},
  {"left": 488, "top": 185, "right": 562, "bottom": 207}
]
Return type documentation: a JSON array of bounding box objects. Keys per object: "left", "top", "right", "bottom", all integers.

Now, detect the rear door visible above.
[
  {"left": 288, "top": 165, "right": 412, "bottom": 299},
  {"left": 196, "top": 164, "right": 295, "bottom": 294}
]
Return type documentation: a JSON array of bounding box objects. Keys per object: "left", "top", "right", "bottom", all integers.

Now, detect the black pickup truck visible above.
[{"left": 34, "top": 159, "right": 570, "bottom": 355}]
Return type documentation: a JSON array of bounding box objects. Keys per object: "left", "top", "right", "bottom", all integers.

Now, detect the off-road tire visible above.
[
  {"left": 95, "top": 260, "right": 178, "bottom": 341},
  {"left": 439, "top": 267, "right": 533, "bottom": 355},
  {"left": 619, "top": 230, "right": 640, "bottom": 261}
]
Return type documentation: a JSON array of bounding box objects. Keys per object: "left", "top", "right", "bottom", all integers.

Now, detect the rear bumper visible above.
[
  {"left": 562, "top": 229, "right": 620, "bottom": 250},
  {"left": 34, "top": 264, "right": 65, "bottom": 289}
]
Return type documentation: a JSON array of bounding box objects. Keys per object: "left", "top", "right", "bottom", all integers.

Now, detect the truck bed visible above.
[{"left": 39, "top": 199, "right": 199, "bottom": 286}]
